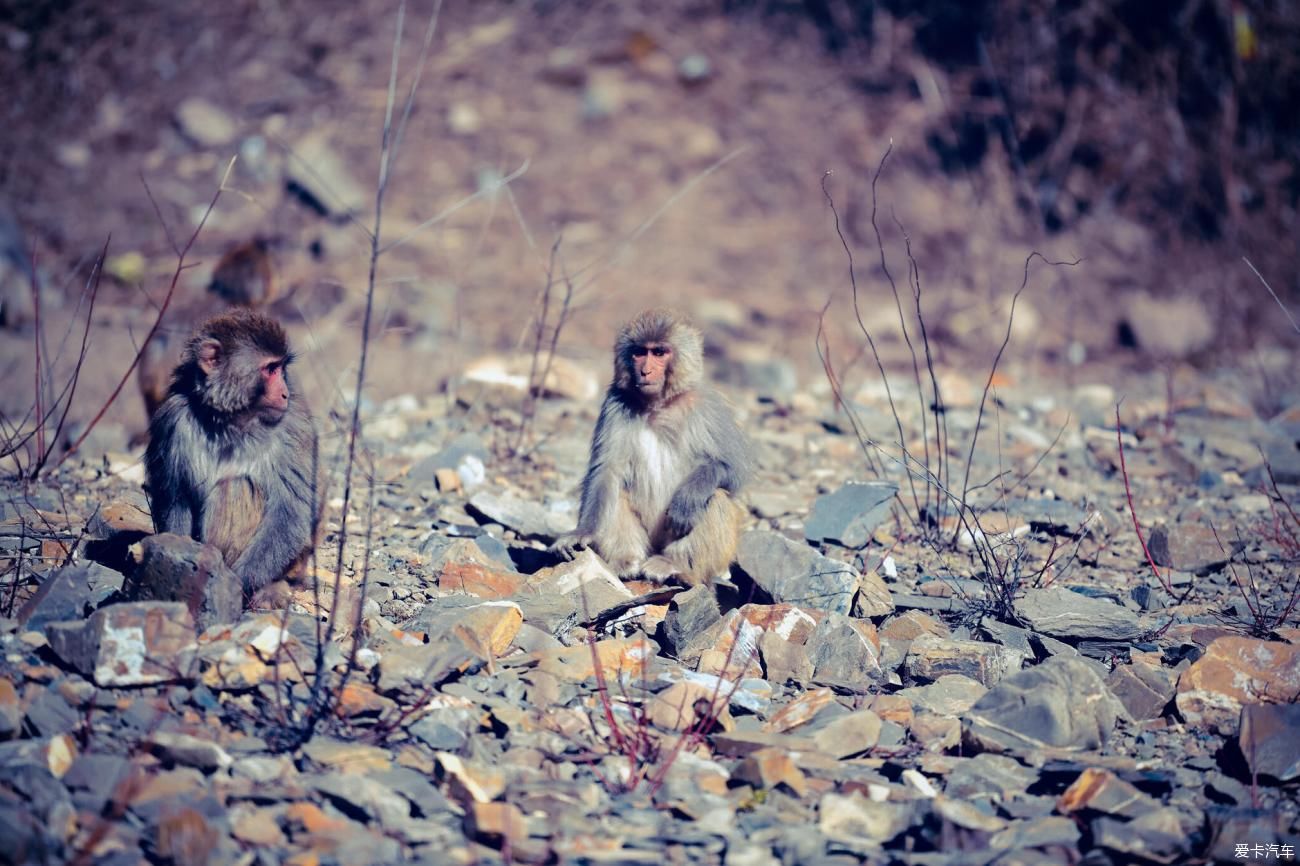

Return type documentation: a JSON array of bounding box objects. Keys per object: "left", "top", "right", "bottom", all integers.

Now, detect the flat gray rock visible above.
[
  {"left": 17, "top": 561, "right": 120, "bottom": 633},
  {"left": 804, "top": 481, "right": 897, "bottom": 549},
  {"left": 661, "top": 585, "right": 721, "bottom": 658},
  {"left": 808, "top": 612, "right": 884, "bottom": 688},
  {"left": 963, "top": 656, "right": 1128, "bottom": 755},
  {"left": 467, "top": 490, "right": 574, "bottom": 540},
  {"left": 736, "top": 530, "right": 859, "bottom": 615},
  {"left": 1001, "top": 498, "right": 1090, "bottom": 534},
  {"left": 1014, "top": 585, "right": 1142, "bottom": 641},
  {"left": 902, "top": 634, "right": 1026, "bottom": 688},
  {"left": 1240, "top": 703, "right": 1300, "bottom": 782}
]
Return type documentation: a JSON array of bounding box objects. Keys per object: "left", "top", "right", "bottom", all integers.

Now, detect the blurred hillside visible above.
[{"left": 0, "top": 0, "right": 1296, "bottom": 438}]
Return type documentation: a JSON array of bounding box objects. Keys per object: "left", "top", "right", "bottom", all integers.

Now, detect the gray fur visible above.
[
  {"left": 575, "top": 381, "right": 754, "bottom": 552},
  {"left": 144, "top": 354, "right": 318, "bottom": 594}
]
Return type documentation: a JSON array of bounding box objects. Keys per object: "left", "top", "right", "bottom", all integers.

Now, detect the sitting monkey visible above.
[
  {"left": 145, "top": 309, "right": 319, "bottom": 605},
  {"left": 554, "top": 308, "right": 754, "bottom": 585}
]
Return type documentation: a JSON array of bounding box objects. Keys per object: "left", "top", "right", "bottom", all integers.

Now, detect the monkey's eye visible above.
[
  {"left": 631, "top": 347, "right": 648, "bottom": 359},
  {"left": 651, "top": 346, "right": 670, "bottom": 357}
]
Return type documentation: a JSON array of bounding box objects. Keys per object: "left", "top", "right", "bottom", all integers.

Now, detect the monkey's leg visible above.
[
  {"left": 593, "top": 492, "right": 652, "bottom": 577},
  {"left": 659, "top": 490, "right": 744, "bottom": 586}
]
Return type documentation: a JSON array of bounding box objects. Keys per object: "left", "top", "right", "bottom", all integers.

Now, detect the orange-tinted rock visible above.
[
  {"left": 647, "top": 680, "right": 731, "bottom": 732},
  {"left": 535, "top": 637, "right": 655, "bottom": 682},
  {"left": 737, "top": 603, "right": 823, "bottom": 644},
  {"left": 92, "top": 500, "right": 155, "bottom": 535},
  {"left": 438, "top": 562, "right": 528, "bottom": 599},
  {"left": 880, "top": 610, "right": 950, "bottom": 641},
  {"left": 1058, "top": 768, "right": 1159, "bottom": 819},
  {"left": 154, "top": 806, "right": 219, "bottom": 866},
  {"left": 233, "top": 806, "right": 286, "bottom": 847},
  {"left": 1107, "top": 661, "right": 1176, "bottom": 721},
  {"left": 733, "top": 747, "right": 808, "bottom": 795},
  {"left": 451, "top": 602, "right": 523, "bottom": 659},
  {"left": 911, "top": 712, "right": 961, "bottom": 752},
  {"left": 712, "top": 729, "right": 817, "bottom": 758},
  {"left": 870, "top": 694, "right": 914, "bottom": 726},
  {"left": 811, "top": 709, "right": 883, "bottom": 758},
  {"left": 0, "top": 677, "right": 19, "bottom": 738},
  {"left": 301, "top": 737, "right": 392, "bottom": 774},
  {"left": 333, "top": 682, "right": 394, "bottom": 719},
  {"left": 133, "top": 768, "right": 207, "bottom": 806},
  {"left": 1176, "top": 636, "right": 1300, "bottom": 730},
  {"left": 466, "top": 800, "right": 529, "bottom": 848},
  {"left": 697, "top": 646, "right": 763, "bottom": 679},
  {"left": 764, "top": 687, "right": 836, "bottom": 733},
  {"left": 757, "top": 631, "right": 813, "bottom": 684},
  {"left": 285, "top": 802, "right": 350, "bottom": 835}
]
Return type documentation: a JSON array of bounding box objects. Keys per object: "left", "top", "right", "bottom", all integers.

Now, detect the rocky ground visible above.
[
  {"left": 2, "top": 1, "right": 1300, "bottom": 863},
  {"left": 2, "top": 344, "right": 1299, "bottom": 865}
]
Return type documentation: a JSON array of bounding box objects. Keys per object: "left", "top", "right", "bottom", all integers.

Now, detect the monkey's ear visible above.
[{"left": 196, "top": 338, "right": 222, "bottom": 375}]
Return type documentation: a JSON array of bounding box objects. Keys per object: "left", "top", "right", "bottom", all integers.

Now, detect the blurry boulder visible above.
[
  {"left": 714, "top": 342, "right": 797, "bottom": 398},
  {"left": 463, "top": 353, "right": 600, "bottom": 402},
  {"left": 678, "top": 53, "right": 713, "bottom": 85},
  {"left": 541, "top": 48, "right": 586, "bottom": 87},
  {"left": 174, "top": 97, "right": 237, "bottom": 148},
  {"left": 1121, "top": 292, "right": 1215, "bottom": 358},
  {"left": 285, "top": 130, "right": 368, "bottom": 216}
]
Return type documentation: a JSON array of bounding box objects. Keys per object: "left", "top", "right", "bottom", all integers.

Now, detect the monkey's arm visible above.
[
  {"left": 665, "top": 460, "right": 735, "bottom": 538},
  {"left": 144, "top": 400, "right": 198, "bottom": 536},
  {"left": 665, "top": 392, "right": 754, "bottom": 538},
  {"left": 553, "top": 397, "right": 623, "bottom": 557},
  {"left": 230, "top": 414, "right": 319, "bottom": 591}
]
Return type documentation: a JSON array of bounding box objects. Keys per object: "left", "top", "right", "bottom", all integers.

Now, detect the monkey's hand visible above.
[{"left": 550, "top": 532, "right": 594, "bottom": 561}]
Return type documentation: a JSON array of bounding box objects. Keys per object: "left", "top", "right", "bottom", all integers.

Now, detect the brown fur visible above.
[
  {"left": 203, "top": 477, "right": 264, "bottom": 567},
  {"left": 208, "top": 240, "right": 275, "bottom": 307}
]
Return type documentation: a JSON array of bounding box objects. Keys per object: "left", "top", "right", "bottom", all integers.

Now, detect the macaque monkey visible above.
[
  {"left": 144, "top": 309, "right": 319, "bottom": 601},
  {"left": 554, "top": 308, "right": 754, "bottom": 585},
  {"left": 138, "top": 239, "right": 278, "bottom": 419}
]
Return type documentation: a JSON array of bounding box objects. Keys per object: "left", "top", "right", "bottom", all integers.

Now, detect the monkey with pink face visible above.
[
  {"left": 554, "top": 308, "right": 754, "bottom": 585},
  {"left": 145, "top": 309, "right": 319, "bottom": 601}
]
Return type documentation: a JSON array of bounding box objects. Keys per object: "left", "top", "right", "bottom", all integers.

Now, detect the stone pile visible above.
[{"left": 1, "top": 362, "right": 1298, "bottom": 865}]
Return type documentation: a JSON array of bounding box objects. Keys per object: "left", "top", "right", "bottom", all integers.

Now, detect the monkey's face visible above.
[
  {"left": 254, "top": 357, "right": 292, "bottom": 423},
  {"left": 630, "top": 342, "right": 672, "bottom": 396}
]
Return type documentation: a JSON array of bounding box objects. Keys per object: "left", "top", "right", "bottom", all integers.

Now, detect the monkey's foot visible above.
[
  {"left": 247, "top": 579, "right": 294, "bottom": 611},
  {"left": 640, "top": 555, "right": 682, "bottom": 584},
  {"left": 550, "top": 533, "right": 593, "bottom": 561}
]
